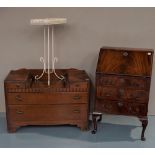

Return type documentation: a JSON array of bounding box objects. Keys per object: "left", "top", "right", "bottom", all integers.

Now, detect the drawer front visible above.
[
  {"left": 95, "top": 99, "right": 119, "bottom": 114},
  {"left": 96, "top": 75, "right": 149, "bottom": 90},
  {"left": 7, "top": 92, "right": 88, "bottom": 105},
  {"left": 5, "top": 82, "right": 26, "bottom": 89},
  {"left": 96, "top": 86, "right": 149, "bottom": 103},
  {"left": 96, "top": 75, "right": 119, "bottom": 87},
  {"left": 124, "top": 89, "right": 149, "bottom": 103},
  {"left": 8, "top": 104, "right": 88, "bottom": 122},
  {"left": 120, "top": 77, "right": 149, "bottom": 90},
  {"left": 125, "top": 104, "right": 148, "bottom": 116},
  {"left": 96, "top": 87, "right": 118, "bottom": 100},
  {"left": 70, "top": 82, "right": 88, "bottom": 89},
  {"left": 95, "top": 99, "right": 147, "bottom": 116}
]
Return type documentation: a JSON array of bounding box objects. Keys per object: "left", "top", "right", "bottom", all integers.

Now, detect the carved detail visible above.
[{"left": 7, "top": 87, "right": 88, "bottom": 93}]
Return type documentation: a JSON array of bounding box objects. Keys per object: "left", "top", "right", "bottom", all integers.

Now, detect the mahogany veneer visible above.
[
  {"left": 4, "top": 68, "right": 90, "bottom": 132},
  {"left": 92, "top": 47, "right": 154, "bottom": 141}
]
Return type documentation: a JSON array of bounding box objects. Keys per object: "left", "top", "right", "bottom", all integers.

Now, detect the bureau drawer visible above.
[
  {"left": 70, "top": 82, "right": 88, "bottom": 89},
  {"left": 124, "top": 89, "right": 149, "bottom": 103},
  {"left": 95, "top": 99, "right": 119, "bottom": 114},
  {"left": 96, "top": 75, "right": 150, "bottom": 90},
  {"left": 125, "top": 103, "right": 147, "bottom": 116},
  {"left": 96, "top": 87, "right": 118, "bottom": 100},
  {"left": 5, "top": 82, "right": 27, "bottom": 89},
  {"left": 95, "top": 99, "right": 147, "bottom": 116},
  {"left": 8, "top": 104, "right": 87, "bottom": 122},
  {"left": 96, "top": 86, "right": 149, "bottom": 103},
  {"left": 119, "top": 77, "right": 149, "bottom": 90},
  {"left": 96, "top": 75, "right": 119, "bottom": 87},
  {"left": 7, "top": 92, "right": 88, "bottom": 105}
]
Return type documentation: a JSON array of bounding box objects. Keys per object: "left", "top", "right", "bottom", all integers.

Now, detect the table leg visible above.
[
  {"left": 91, "top": 113, "right": 102, "bottom": 134},
  {"left": 139, "top": 117, "right": 148, "bottom": 141}
]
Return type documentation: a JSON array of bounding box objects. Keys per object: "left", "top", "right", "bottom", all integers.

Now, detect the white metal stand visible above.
[
  {"left": 30, "top": 18, "right": 67, "bottom": 86},
  {"left": 35, "top": 25, "right": 64, "bottom": 86}
]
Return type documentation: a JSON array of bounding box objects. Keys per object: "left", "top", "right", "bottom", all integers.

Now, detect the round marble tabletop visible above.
[{"left": 30, "top": 18, "right": 67, "bottom": 25}]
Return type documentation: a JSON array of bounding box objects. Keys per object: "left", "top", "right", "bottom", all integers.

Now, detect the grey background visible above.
[{"left": 0, "top": 8, "right": 155, "bottom": 114}]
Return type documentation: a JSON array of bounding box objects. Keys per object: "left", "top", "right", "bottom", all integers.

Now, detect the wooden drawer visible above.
[
  {"left": 70, "top": 82, "right": 88, "bottom": 89},
  {"left": 96, "top": 75, "right": 118, "bottom": 87},
  {"left": 96, "top": 87, "right": 118, "bottom": 100},
  {"left": 7, "top": 92, "right": 88, "bottom": 105},
  {"left": 124, "top": 89, "right": 149, "bottom": 103},
  {"left": 125, "top": 104, "right": 147, "bottom": 116},
  {"left": 5, "top": 82, "right": 27, "bottom": 89},
  {"left": 96, "top": 75, "right": 149, "bottom": 90},
  {"left": 8, "top": 104, "right": 87, "bottom": 122},
  {"left": 95, "top": 99, "right": 147, "bottom": 116},
  {"left": 95, "top": 99, "right": 118, "bottom": 114},
  {"left": 4, "top": 69, "right": 31, "bottom": 89},
  {"left": 96, "top": 85, "right": 149, "bottom": 103},
  {"left": 119, "top": 77, "right": 149, "bottom": 90}
]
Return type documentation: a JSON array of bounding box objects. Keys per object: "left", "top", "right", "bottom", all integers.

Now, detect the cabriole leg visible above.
[
  {"left": 139, "top": 117, "right": 148, "bottom": 141},
  {"left": 91, "top": 112, "right": 102, "bottom": 134}
]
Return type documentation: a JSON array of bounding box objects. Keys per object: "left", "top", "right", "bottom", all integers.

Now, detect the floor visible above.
[{"left": 0, "top": 113, "right": 155, "bottom": 148}]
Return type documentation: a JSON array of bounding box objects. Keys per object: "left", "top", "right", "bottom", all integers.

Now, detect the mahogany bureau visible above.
[
  {"left": 92, "top": 47, "right": 154, "bottom": 141},
  {"left": 4, "top": 68, "right": 90, "bottom": 132}
]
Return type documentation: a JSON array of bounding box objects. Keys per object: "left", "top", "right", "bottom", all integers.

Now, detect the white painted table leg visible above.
[
  {"left": 47, "top": 25, "right": 50, "bottom": 86},
  {"left": 34, "top": 24, "right": 64, "bottom": 86}
]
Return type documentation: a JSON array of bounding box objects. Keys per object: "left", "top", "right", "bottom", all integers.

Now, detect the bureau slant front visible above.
[{"left": 92, "top": 47, "right": 154, "bottom": 141}]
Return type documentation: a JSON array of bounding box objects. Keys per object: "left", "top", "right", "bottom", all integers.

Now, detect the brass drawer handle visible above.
[
  {"left": 105, "top": 93, "right": 111, "bottom": 97},
  {"left": 73, "top": 109, "right": 80, "bottom": 113},
  {"left": 16, "top": 111, "right": 24, "bottom": 114},
  {"left": 119, "top": 89, "right": 125, "bottom": 95},
  {"left": 73, "top": 95, "right": 81, "bottom": 100},
  {"left": 117, "top": 102, "right": 123, "bottom": 107},
  {"left": 15, "top": 95, "right": 23, "bottom": 101},
  {"left": 16, "top": 84, "right": 21, "bottom": 88}
]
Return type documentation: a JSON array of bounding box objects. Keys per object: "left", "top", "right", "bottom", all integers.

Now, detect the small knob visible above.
[
  {"left": 117, "top": 102, "right": 123, "bottom": 107},
  {"left": 123, "top": 52, "right": 128, "bottom": 56}
]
